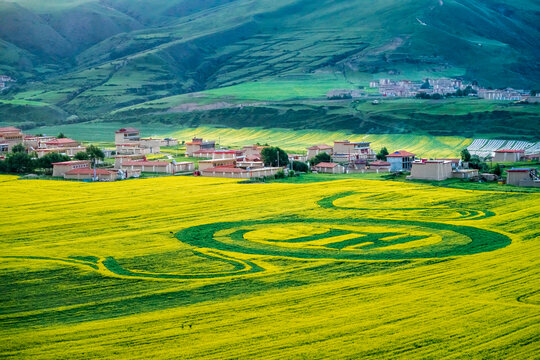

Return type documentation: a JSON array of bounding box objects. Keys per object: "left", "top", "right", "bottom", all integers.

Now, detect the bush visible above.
[
  {"left": 292, "top": 161, "right": 309, "bottom": 172},
  {"left": 275, "top": 170, "right": 285, "bottom": 179},
  {"left": 310, "top": 152, "right": 331, "bottom": 165},
  {"left": 5, "top": 152, "right": 35, "bottom": 173},
  {"left": 461, "top": 149, "right": 471, "bottom": 162},
  {"left": 376, "top": 147, "right": 389, "bottom": 161},
  {"left": 37, "top": 153, "right": 70, "bottom": 170},
  {"left": 74, "top": 152, "right": 89, "bottom": 160},
  {"left": 493, "top": 163, "right": 502, "bottom": 177}
]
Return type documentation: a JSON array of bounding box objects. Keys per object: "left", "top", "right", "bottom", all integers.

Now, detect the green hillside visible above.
[{"left": 0, "top": 0, "right": 538, "bottom": 136}]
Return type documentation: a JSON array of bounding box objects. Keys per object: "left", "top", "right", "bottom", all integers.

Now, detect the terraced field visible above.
[{"left": 0, "top": 175, "right": 539, "bottom": 358}]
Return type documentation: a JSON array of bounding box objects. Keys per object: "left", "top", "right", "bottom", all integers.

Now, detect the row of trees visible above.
[
  {"left": 0, "top": 145, "right": 104, "bottom": 174},
  {"left": 460, "top": 148, "right": 502, "bottom": 175}
]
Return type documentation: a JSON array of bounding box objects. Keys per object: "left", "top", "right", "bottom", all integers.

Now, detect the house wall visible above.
[
  {"left": 198, "top": 159, "right": 236, "bottom": 171},
  {"left": 494, "top": 152, "right": 522, "bottom": 162},
  {"left": 172, "top": 162, "right": 194, "bottom": 172},
  {"left": 121, "top": 164, "right": 171, "bottom": 173},
  {"left": 185, "top": 143, "right": 201, "bottom": 156},
  {"left": 115, "top": 131, "right": 140, "bottom": 144},
  {"left": 452, "top": 170, "right": 479, "bottom": 179},
  {"left": 387, "top": 157, "right": 402, "bottom": 172},
  {"left": 307, "top": 148, "right": 332, "bottom": 160},
  {"left": 64, "top": 172, "right": 117, "bottom": 181},
  {"left": 116, "top": 145, "right": 151, "bottom": 155},
  {"left": 410, "top": 162, "right": 453, "bottom": 181},
  {"left": 388, "top": 156, "right": 414, "bottom": 171},
  {"left": 36, "top": 147, "right": 87, "bottom": 158},
  {"left": 212, "top": 152, "right": 236, "bottom": 160},
  {"left": 315, "top": 165, "right": 345, "bottom": 174},
  {"left": 507, "top": 172, "right": 529, "bottom": 186},
  {"left": 201, "top": 167, "right": 280, "bottom": 179},
  {"left": 52, "top": 163, "right": 90, "bottom": 177},
  {"left": 368, "top": 166, "right": 391, "bottom": 173},
  {"left": 140, "top": 139, "right": 161, "bottom": 153}
]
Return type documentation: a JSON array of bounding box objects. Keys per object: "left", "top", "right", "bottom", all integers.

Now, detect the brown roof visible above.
[
  {"left": 370, "top": 160, "right": 391, "bottom": 166},
  {"left": 495, "top": 149, "right": 525, "bottom": 153},
  {"left": 437, "top": 158, "right": 460, "bottom": 163},
  {"left": 386, "top": 150, "right": 416, "bottom": 158},
  {"left": 202, "top": 166, "right": 247, "bottom": 173},
  {"left": 115, "top": 127, "right": 139, "bottom": 134},
  {"left": 52, "top": 161, "right": 90, "bottom": 166},
  {"left": 315, "top": 162, "right": 340, "bottom": 168},
  {"left": 44, "top": 138, "right": 78, "bottom": 146},
  {"left": 65, "top": 168, "right": 114, "bottom": 175},
  {"left": 122, "top": 160, "right": 170, "bottom": 166},
  {"left": 308, "top": 145, "right": 332, "bottom": 150},
  {"left": 0, "top": 126, "right": 21, "bottom": 133}
]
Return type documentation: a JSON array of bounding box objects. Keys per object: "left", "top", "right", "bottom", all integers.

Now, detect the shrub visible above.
[
  {"left": 292, "top": 161, "right": 309, "bottom": 172},
  {"left": 275, "top": 170, "right": 285, "bottom": 179},
  {"left": 310, "top": 152, "right": 331, "bottom": 165}
]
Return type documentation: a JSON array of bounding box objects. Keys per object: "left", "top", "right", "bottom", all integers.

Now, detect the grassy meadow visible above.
[{"left": 0, "top": 175, "right": 539, "bottom": 358}]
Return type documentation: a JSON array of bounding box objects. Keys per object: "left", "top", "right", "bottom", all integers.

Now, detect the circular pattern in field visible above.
[
  {"left": 176, "top": 217, "right": 511, "bottom": 261},
  {"left": 318, "top": 192, "right": 495, "bottom": 220}
]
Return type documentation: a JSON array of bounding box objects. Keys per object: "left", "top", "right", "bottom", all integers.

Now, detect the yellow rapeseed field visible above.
[{"left": 0, "top": 174, "right": 539, "bottom": 359}]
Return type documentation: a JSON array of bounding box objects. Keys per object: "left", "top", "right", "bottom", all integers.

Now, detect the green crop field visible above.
[
  {"left": 0, "top": 175, "right": 539, "bottom": 358},
  {"left": 25, "top": 122, "right": 472, "bottom": 158}
]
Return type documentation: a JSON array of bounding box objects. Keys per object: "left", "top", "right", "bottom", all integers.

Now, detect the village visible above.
[
  {"left": 1, "top": 125, "right": 539, "bottom": 188},
  {"left": 327, "top": 78, "right": 540, "bottom": 102}
]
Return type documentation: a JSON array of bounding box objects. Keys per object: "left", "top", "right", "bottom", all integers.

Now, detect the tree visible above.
[
  {"left": 11, "top": 143, "right": 26, "bottom": 153},
  {"left": 530, "top": 90, "right": 538, "bottom": 96},
  {"left": 292, "top": 161, "right": 309, "bottom": 172},
  {"left": 74, "top": 151, "right": 89, "bottom": 160},
  {"left": 85, "top": 145, "right": 105, "bottom": 164},
  {"left": 468, "top": 155, "right": 489, "bottom": 172},
  {"left": 376, "top": 147, "right": 389, "bottom": 160},
  {"left": 260, "top": 147, "right": 288, "bottom": 167},
  {"left": 421, "top": 79, "right": 431, "bottom": 89},
  {"left": 5, "top": 152, "right": 35, "bottom": 173},
  {"left": 57, "top": 133, "right": 66, "bottom": 139},
  {"left": 493, "top": 163, "right": 502, "bottom": 177},
  {"left": 274, "top": 170, "right": 285, "bottom": 179},
  {"left": 37, "top": 152, "right": 70, "bottom": 170},
  {"left": 461, "top": 149, "right": 471, "bottom": 162},
  {"left": 431, "top": 93, "right": 443, "bottom": 100},
  {"left": 310, "top": 152, "right": 331, "bottom": 165}
]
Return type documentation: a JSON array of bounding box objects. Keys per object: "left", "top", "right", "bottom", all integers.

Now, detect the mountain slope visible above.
[{"left": 0, "top": 0, "right": 538, "bottom": 134}]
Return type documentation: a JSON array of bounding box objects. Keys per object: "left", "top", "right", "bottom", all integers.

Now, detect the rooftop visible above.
[
  {"left": 495, "top": 149, "right": 525, "bottom": 153},
  {"left": 307, "top": 144, "right": 332, "bottom": 150},
  {"left": 44, "top": 138, "right": 78, "bottom": 145},
  {"left": 115, "top": 127, "right": 139, "bottom": 134},
  {"left": 202, "top": 166, "right": 247, "bottom": 173},
  {"left": 0, "top": 126, "right": 21, "bottom": 133},
  {"left": 370, "top": 160, "right": 391, "bottom": 166},
  {"left": 386, "top": 150, "right": 416, "bottom": 158},
  {"left": 65, "top": 168, "right": 114, "bottom": 175},
  {"left": 315, "top": 162, "right": 340, "bottom": 168},
  {"left": 52, "top": 161, "right": 90, "bottom": 166},
  {"left": 122, "top": 160, "right": 170, "bottom": 166},
  {"left": 507, "top": 168, "right": 533, "bottom": 172}
]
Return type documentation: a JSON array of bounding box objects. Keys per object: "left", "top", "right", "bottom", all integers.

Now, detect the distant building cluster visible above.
[
  {"left": 0, "top": 75, "right": 16, "bottom": 90},
  {"left": 0, "top": 126, "right": 86, "bottom": 157},
  {"left": 326, "top": 77, "right": 537, "bottom": 101}
]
